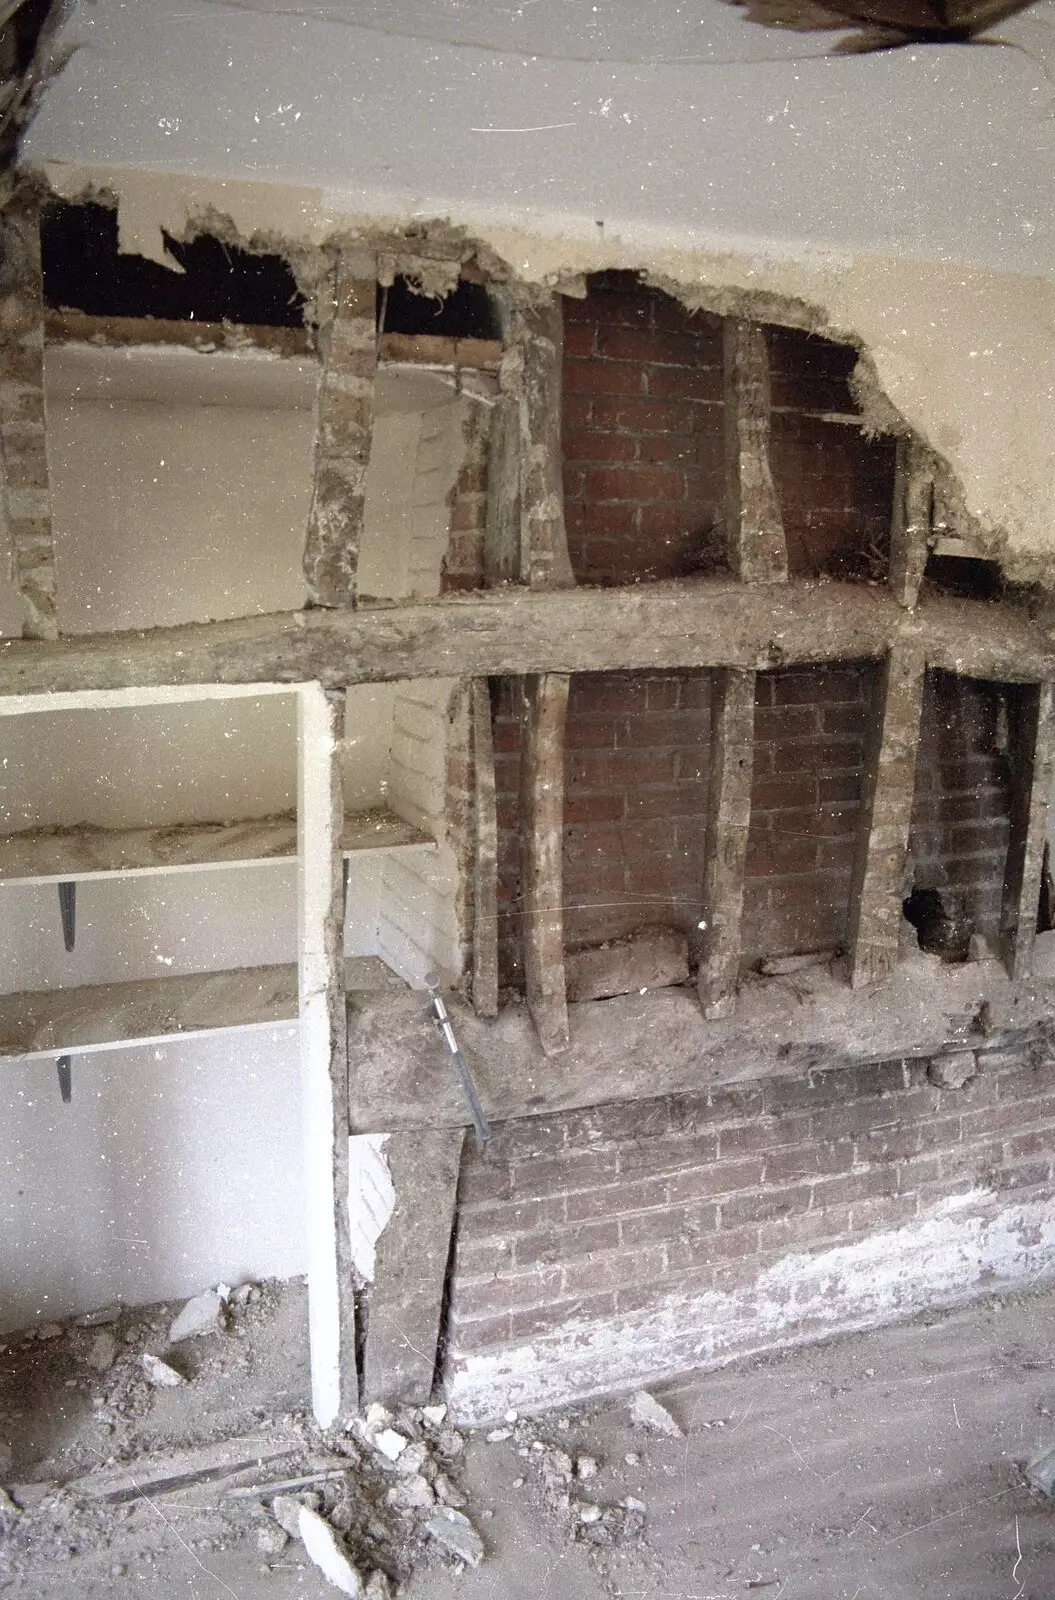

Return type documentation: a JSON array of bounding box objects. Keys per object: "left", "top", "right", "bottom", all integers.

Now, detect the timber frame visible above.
[{"left": 6, "top": 233, "right": 1055, "bottom": 1419}]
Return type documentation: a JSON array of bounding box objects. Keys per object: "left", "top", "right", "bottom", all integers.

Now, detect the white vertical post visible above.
[{"left": 297, "top": 682, "right": 355, "bottom": 1425}]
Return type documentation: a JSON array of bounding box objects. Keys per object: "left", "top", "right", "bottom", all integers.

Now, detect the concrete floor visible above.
[{"left": 3, "top": 1284, "right": 1055, "bottom": 1597}]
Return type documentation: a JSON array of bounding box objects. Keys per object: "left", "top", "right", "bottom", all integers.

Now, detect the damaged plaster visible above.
[
  {"left": 34, "top": 161, "right": 1055, "bottom": 591},
  {"left": 446, "top": 1186, "right": 1055, "bottom": 1420}
]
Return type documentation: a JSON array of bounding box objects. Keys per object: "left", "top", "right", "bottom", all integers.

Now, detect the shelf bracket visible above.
[{"left": 58, "top": 880, "right": 76, "bottom": 952}]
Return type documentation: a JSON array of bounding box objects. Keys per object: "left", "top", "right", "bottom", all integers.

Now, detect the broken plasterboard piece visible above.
[
  {"left": 348, "top": 1134, "right": 394, "bottom": 1283},
  {"left": 168, "top": 1289, "right": 225, "bottom": 1342},
  {"left": 425, "top": 1509, "right": 485, "bottom": 1567},
  {"left": 298, "top": 1505, "right": 363, "bottom": 1596}
]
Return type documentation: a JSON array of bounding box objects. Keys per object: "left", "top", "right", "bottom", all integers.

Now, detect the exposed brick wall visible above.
[
  {"left": 562, "top": 276, "right": 725, "bottom": 585},
  {"left": 492, "top": 670, "right": 713, "bottom": 988},
  {"left": 906, "top": 670, "right": 1012, "bottom": 950},
  {"left": 446, "top": 1042, "right": 1055, "bottom": 1391},
  {"left": 742, "top": 664, "right": 873, "bottom": 964}
]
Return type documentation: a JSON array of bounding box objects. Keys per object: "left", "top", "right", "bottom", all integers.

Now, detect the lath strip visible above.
[
  {"left": 697, "top": 669, "right": 756, "bottom": 1019},
  {"left": 520, "top": 672, "right": 570, "bottom": 1053},
  {"left": 845, "top": 648, "right": 925, "bottom": 989}
]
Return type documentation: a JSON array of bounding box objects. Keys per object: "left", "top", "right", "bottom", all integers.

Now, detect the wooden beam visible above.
[
  {"left": 471, "top": 677, "right": 499, "bottom": 1017},
  {"left": 361, "top": 1128, "right": 466, "bottom": 1406},
  {"left": 520, "top": 673, "right": 570, "bottom": 1054},
  {"left": 0, "top": 584, "right": 1050, "bottom": 698},
  {"left": 1, "top": 205, "right": 57, "bottom": 640},
  {"left": 377, "top": 332, "right": 501, "bottom": 371},
  {"left": 298, "top": 685, "right": 357, "bottom": 1424},
  {"left": 302, "top": 252, "right": 377, "bottom": 608},
  {"left": 697, "top": 670, "right": 756, "bottom": 1019},
  {"left": 723, "top": 320, "right": 787, "bottom": 586},
  {"left": 889, "top": 438, "right": 933, "bottom": 608},
  {"left": 1001, "top": 680, "right": 1055, "bottom": 980},
  {"left": 845, "top": 648, "right": 926, "bottom": 989}
]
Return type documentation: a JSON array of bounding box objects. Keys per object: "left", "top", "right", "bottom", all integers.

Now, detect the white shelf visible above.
[
  {"left": 0, "top": 964, "right": 299, "bottom": 1062},
  {"left": 0, "top": 807, "right": 435, "bottom": 885}
]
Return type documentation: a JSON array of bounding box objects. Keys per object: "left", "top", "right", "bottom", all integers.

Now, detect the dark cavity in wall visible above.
[
  {"left": 922, "top": 553, "right": 1004, "bottom": 600},
  {"left": 41, "top": 200, "right": 306, "bottom": 326},
  {"left": 379, "top": 275, "right": 497, "bottom": 339},
  {"left": 905, "top": 670, "right": 1012, "bottom": 955}
]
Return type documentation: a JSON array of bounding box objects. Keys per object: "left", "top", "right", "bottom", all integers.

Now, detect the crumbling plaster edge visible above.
[
  {"left": 39, "top": 160, "right": 1055, "bottom": 589},
  {"left": 444, "top": 1187, "right": 1055, "bottom": 1423}
]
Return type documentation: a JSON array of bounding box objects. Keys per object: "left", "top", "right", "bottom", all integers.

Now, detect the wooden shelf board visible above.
[
  {"left": 0, "top": 809, "right": 434, "bottom": 885},
  {"left": 0, "top": 964, "right": 299, "bottom": 1063}
]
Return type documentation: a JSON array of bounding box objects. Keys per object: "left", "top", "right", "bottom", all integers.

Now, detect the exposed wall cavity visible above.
[{"left": 39, "top": 166, "right": 1054, "bottom": 589}]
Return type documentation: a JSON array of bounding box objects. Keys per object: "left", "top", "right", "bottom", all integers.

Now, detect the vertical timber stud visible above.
[
  {"left": 297, "top": 685, "right": 357, "bottom": 1424},
  {"left": 471, "top": 677, "right": 499, "bottom": 1017},
  {"left": 0, "top": 204, "right": 57, "bottom": 639},
  {"left": 845, "top": 649, "right": 925, "bottom": 989},
  {"left": 723, "top": 320, "right": 787, "bottom": 585},
  {"left": 889, "top": 438, "right": 932, "bottom": 608},
  {"left": 486, "top": 292, "right": 574, "bottom": 589},
  {"left": 303, "top": 251, "right": 377, "bottom": 607},
  {"left": 1001, "top": 679, "right": 1055, "bottom": 980},
  {"left": 697, "top": 670, "right": 756, "bottom": 1019},
  {"left": 521, "top": 673, "right": 570, "bottom": 1053}
]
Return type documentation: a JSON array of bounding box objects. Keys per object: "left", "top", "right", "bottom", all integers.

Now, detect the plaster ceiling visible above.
[{"left": 23, "top": 0, "right": 1055, "bottom": 275}]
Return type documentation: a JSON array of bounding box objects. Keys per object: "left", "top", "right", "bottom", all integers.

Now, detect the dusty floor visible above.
[{"left": 1, "top": 1280, "right": 1055, "bottom": 1597}]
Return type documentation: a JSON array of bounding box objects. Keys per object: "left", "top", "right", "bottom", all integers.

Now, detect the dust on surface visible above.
[{"left": 2, "top": 1278, "right": 1055, "bottom": 1596}]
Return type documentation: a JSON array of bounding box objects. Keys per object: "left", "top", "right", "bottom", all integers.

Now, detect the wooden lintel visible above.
[
  {"left": 520, "top": 673, "right": 570, "bottom": 1054},
  {"left": 302, "top": 253, "right": 378, "bottom": 609},
  {"left": 845, "top": 649, "right": 926, "bottom": 989},
  {"left": 471, "top": 677, "right": 499, "bottom": 1017},
  {"left": 723, "top": 320, "right": 788, "bottom": 586},
  {"left": 1001, "top": 680, "right": 1055, "bottom": 980},
  {"left": 697, "top": 669, "right": 756, "bottom": 1019},
  {"left": 377, "top": 332, "right": 501, "bottom": 371},
  {"left": 0, "top": 583, "right": 1050, "bottom": 699},
  {"left": 889, "top": 438, "right": 933, "bottom": 608}
]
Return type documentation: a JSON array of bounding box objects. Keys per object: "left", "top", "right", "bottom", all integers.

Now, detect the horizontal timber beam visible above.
[{"left": 0, "top": 582, "right": 1050, "bottom": 697}]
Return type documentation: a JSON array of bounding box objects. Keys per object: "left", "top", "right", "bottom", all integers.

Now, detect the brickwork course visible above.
[
  {"left": 447, "top": 1042, "right": 1055, "bottom": 1368},
  {"left": 906, "top": 669, "right": 1013, "bottom": 948}
]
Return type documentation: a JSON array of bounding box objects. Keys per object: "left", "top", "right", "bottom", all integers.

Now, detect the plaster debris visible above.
[
  {"left": 75, "top": 1305, "right": 121, "bottom": 1328},
  {"left": 928, "top": 1050, "right": 978, "bottom": 1089},
  {"left": 140, "top": 1353, "right": 186, "bottom": 1388},
  {"left": 86, "top": 1332, "right": 117, "bottom": 1373},
  {"left": 760, "top": 951, "right": 836, "bottom": 976},
  {"left": 623, "top": 1496, "right": 648, "bottom": 1514},
  {"left": 576, "top": 1454, "right": 599, "bottom": 1480},
  {"left": 168, "top": 1289, "right": 226, "bottom": 1342},
  {"left": 36, "top": 1324, "right": 63, "bottom": 1340},
  {"left": 257, "top": 1523, "right": 290, "bottom": 1557},
  {"left": 230, "top": 1283, "right": 255, "bottom": 1308},
  {"left": 385, "top": 1473, "right": 434, "bottom": 1511},
  {"left": 578, "top": 1502, "right": 602, "bottom": 1524},
  {"left": 271, "top": 1494, "right": 307, "bottom": 1539},
  {"left": 425, "top": 1508, "right": 485, "bottom": 1568},
  {"left": 373, "top": 1429, "right": 409, "bottom": 1462},
  {"left": 364, "top": 1574, "right": 393, "bottom": 1600},
  {"left": 485, "top": 1427, "right": 513, "bottom": 1442},
  {"left": 629, "top": 1392, "right": 683, "bottom": 1438},
  {"left": 1025, "top": 1443, "right": 1055, "bottom": 1497},
  {"left": 298, "top": 1504, "right": 363, "bottom": 1596},
  {"left": 0, "top": 1490, "right": 20, "bottom": 1530},
  {"left": 421, "top": 1404, "right": 447, "bottom": 1428}
]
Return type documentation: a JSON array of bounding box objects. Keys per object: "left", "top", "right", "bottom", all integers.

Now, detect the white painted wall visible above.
[{"left": 0, "top": 1026, "right": 303, "bottom": 1331}]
